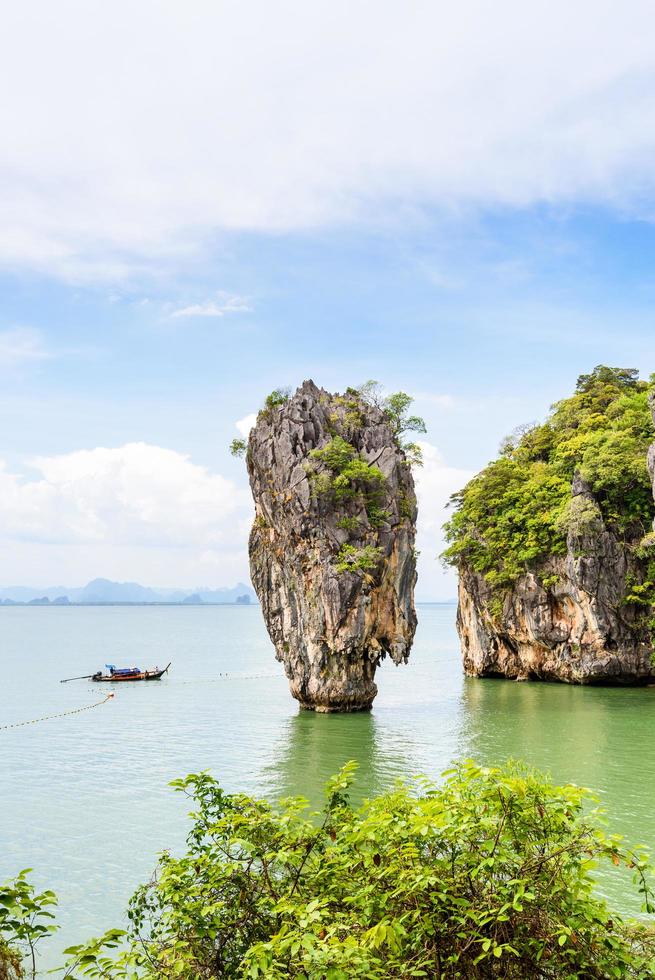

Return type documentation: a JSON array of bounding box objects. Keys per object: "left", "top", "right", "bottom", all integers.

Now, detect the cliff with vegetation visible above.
[
  {"left": 243, "top": 380, "right": 420, "bottom": 711},
  {"left": 443, "top": 366, "right": 655, "bottom": 683}
]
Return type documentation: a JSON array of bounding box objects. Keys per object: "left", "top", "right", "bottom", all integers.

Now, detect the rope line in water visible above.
[
  {"left": 0, "top": 673, "right": 281, "bottom": 728},
  {"left": 0, "top": 693, "right": 115, "bottom": 731},
  {"left": 177, "top": 671, "right": 281, "bottom": 686}
]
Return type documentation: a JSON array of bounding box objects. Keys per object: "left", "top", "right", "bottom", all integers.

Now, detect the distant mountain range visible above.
[{"left": 0, "top": 578, "right": 257, "bottom": 606}]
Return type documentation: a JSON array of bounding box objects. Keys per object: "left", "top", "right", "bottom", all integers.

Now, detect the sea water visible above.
[{"left": 2, "top": 604, "right": 655, "bottom": 967}]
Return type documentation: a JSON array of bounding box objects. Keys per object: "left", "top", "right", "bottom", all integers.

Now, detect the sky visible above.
[{"left": 2, "top": 1, "right": 655, "bottom": 599}]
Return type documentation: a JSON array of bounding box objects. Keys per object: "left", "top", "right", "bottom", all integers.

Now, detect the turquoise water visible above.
[{"left": 2, "top": 603, "right": 655, "bottom": 968}]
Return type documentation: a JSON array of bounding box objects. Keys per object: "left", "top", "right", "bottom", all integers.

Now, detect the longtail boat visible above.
[{"left": 91, "top": 663, "right": 171, "bottom": 682}]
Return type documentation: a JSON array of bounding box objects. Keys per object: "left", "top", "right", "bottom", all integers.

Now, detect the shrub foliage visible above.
[
  {"left": 334, "top": 543, "right": 384, "bottom": 575},
  {"left": 1, "top": 764, "right": 645, "bottom": 978},
  {"left": 442, "top": 366, "right": 655, "bottom": 590},
  {"left": 309, "top": 437, "right": 386, "bottom": 505},
  {"left": 0, "top": 871, "right": 58, "bottom": 979}
]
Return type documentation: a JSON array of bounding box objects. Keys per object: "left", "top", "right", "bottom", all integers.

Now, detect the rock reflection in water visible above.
[{"left": 265, "top": 709, "right": 413, "bottom": 809}]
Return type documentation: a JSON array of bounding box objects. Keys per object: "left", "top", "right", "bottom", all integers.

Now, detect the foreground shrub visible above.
[
  {"left": 53, "top": 761, "right": 655, "bottom": 978},
  {"left": 0, "top": 871, "right": 58, "bottom": 979}
]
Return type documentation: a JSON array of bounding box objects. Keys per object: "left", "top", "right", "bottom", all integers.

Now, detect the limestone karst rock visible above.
[
  {"left": 649, "top": 390, "right": 655, "bottom": 517},
  {"left": 457, "top": 471, "right": 653, "bottom": 683},
  {"left": 448, "top": 367, "right": 655, "bottom": 685},
  {"left": 246, "top": 380, "right": 418, "bottom": 711}
]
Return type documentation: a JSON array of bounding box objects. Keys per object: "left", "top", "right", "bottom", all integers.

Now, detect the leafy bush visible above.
[
  {"left": 357, "top": 382, "right": 426, "bottom": 465},
  {"left": 229, "top": 438, "right": 247, "bottom": 458},
  {"left": 257, "top": 387, "right": 291, "bottom": 422},
  {"left": 336, "top": 515, "right": 361, "bottom": 532},
  {"left": 333, "top": 390, "right": 366, "bottom": 430},
  {"left": 264, "top": 388, "right": 291, "bottom": 411},
  {"left": 443, "top": 459, "right": 570, "bottom": 589},
  {"left": 334, "top": 543, "right": 384, "bottom": 575},
  {"left": 310, "top": 435, "right": 356, "bottom": 472},
  {"left": 332, "top": 459, "right": 385, "bottom": 502},
  {"left": 443, "top": 366, "right": 655, "bottom": 591},
  {"left": 309, "top": 437, "right": 385, "bottom": 503},
  {"left": 401, "top": 441, "right": 424, "bottom": 467},
  {"left": 0, "top": 871, "right": 58, "bottom": 980},
  {"left": 55, "top": 762, "right": 655, "bottom": 979},
  {"left": 398, "top": 490, "right": 416, "bottom": 522},
  {"left": 308, "top": 470, "right": 334, "bottom": 498},
  {"left": 366, "top": 506, "right": 390, "bottom": 529},
  {"left": 383, "top": 391, "right": 427, "bottom": 441}
]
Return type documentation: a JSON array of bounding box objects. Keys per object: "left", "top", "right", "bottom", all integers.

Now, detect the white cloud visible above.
[
  {"left": 0, "top": 443, "right": 247, "bottom": 547},
  {"left": 0, "top": 442, "right": 255, "bottom": 587},
  {"left": 0, "top": 438, "right": 472, "bottom": 598},
  {"left": 2, "top": 2, "right": 655, "bottom": 279},
  {"left": 235, "top": 414, "right": 257, "bottom": 438},
  {"left": 170, "top": 293, "right": 253, "bottom": 319},
  {"left": 413, "top": 441, "right": 474, "bottom": 600},
  {"left": 0, "top": 327, "right": 50, "bottom": 366}
]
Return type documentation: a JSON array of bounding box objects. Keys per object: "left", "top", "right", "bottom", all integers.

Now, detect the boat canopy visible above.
[{"left": 106, "top": 665, "right": 141, "bottom": 675}]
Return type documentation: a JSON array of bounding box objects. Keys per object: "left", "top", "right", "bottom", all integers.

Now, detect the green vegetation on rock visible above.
[
  {"left": 309, "top": 436, "right": 386, "bottom": 504},
  {"left": 261, "top": 387, "right": 291, "bottom": 416},
  {"left": 235, "top": 381, "right": 424, "bottom": 584},
  {"left": 229, "top": 438, "right": 247, "bottom": 458},
  {"left": 229, "top": 381, "right": 426, "bottom": 469},
  {"left": 443, "top": 366, "right": 655, "bottom": 591},
  {"left": 228, "top": 388, "right": 291, "bottom": 456},
  {"left": 335, "top": 515, "right": 361, "bottom": 532},
  {"left": 303, "top": 385, "right": 425, "bottom": 577},
  {"left": 358, "top": 381, "right": 427, "bottom": 466},
  {"left": 307, "top": 437, "right": 387, "bottom": 575},
  {"left": 7, "top": 764, "right": 655, "bottom": 978},
  {"left": 334, "top": 543, "right": 384, "bottom": 575}
]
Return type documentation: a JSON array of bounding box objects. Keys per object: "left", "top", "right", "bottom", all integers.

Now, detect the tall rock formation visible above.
[
  {"left": 446, "top": 367, "right": 655, "bottom": 685},
  {"left": 457, "top": 472, "right": 653, "bottom": 683},
  {"left": 246, "top": 380, "right": 418, "bottom": 711},
  {"left": 649, "top": 390, "right": 655, "bottom": 519}
]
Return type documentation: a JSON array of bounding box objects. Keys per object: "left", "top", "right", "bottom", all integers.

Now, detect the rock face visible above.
[
  {"left": 457, "top": 470, "right": 653, "bottom": 684},
  {"left": 649, "top": 391, "right": 655, "bottom": 512},
  {"left": 246, "top": 380, "right": 418, "bottom": 711}
]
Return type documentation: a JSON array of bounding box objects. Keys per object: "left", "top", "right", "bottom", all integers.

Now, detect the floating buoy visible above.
[{"left": 0, "top": 693, "right": 115, "bottom": 731}]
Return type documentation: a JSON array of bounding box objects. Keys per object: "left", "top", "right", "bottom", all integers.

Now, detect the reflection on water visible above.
[
  {"left": 459, "top": 675, "right": 619, "bottom": 780},
  {"left": 266, "top": 710, "right": 413, "bottom": 808},
  {"left": 459, "top": 676, "right": 655, "bottom": 842}
]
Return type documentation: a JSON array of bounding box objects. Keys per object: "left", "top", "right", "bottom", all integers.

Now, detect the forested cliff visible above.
[{"left": 443, "top": 366, "right": 655, "bottom": 683}]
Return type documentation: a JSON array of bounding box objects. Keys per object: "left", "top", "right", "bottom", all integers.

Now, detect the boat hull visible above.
[{"left": 92, "top": 668, "right": 169, "bottom": 682}]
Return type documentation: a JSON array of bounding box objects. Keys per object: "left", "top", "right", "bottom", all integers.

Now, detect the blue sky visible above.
[{"left": 2, "top": 2, "right": 655, "bottom": 598}]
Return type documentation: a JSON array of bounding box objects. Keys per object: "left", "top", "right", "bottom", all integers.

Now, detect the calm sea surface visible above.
[{"left": 2, "top": 603, "right": 655, "bottom": 968}]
